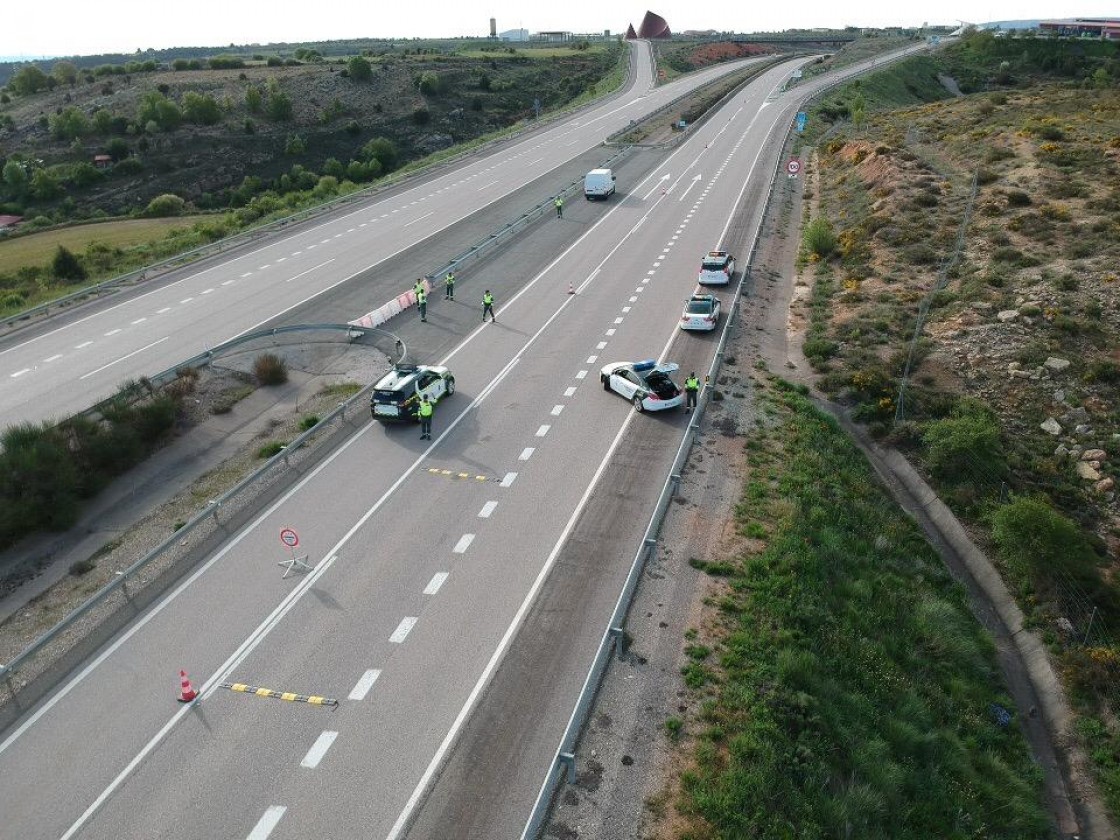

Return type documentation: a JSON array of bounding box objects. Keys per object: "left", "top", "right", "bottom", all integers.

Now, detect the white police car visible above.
[
  {"left": 370, "top": 364, "right": 455, "bottom": 422},
  {"left": 600, "top": 360, "right": 683, "bottom": 412},
  {"left": 680, "top": 293, "right": 721, "bottom": 331},
  {"left": 698, "top": 250, "right": 736, "bottom": 286}
]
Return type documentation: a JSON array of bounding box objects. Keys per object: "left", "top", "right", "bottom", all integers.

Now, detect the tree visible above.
[
  {"left": 418, "top": 71, "right": 441, "bottom": 95},
  {"left": 30, "top": 169, "right": 62, "bottom": 200},
  {"left": 266, "top": 90, "right": 293, "bottom": 121},
  {"left": 322, "top": 158, "right": 344, "bottom": 178},
  {"left": 10, "top": 65, "right": 49, "bottom": 95},
  {"left": 284, "top": 134, "right": 306, "bottom": 155},
  {"left": 49, "top": 107, "right": 89, "bottom": 140},
  {"left": 70, "top": 162, "right": 103, "bottom": 188},
  {"left": 245, "top": 86, "right": 263, "bottom": 113},
  {"left": 347, "top": 56, "right": 372, "bottom": 82},
  {"left": 182, "top": 92, "right": 222, "bottom": 125},
  {"left": 361, "top": 137, "right": 398, "bottom": 171},
  {"left": 51, "top": 246, "right": 87, "bottom": 281},
  {"left": 992, "top": 497, "right": 1099, "bottom": 580},
  {"left": 52, "top": 61, "right": 78, "bottom": 87},
  {"left": 137, "top": 91, "right": 181, "bottom": 130},
  {"left": 923, "top": 406, "right": 1005, "bottom": 483},
  {"left": 2, "top": 160, "right": 29, "bottom": 196},
  {"left": 92, "top": 108, "right": 114, "bottom": 134}
]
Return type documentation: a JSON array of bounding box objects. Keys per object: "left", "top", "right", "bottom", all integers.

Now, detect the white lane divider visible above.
[
  {"left": 157, "top": 306, "right": 172, "bottom": 313},
  {"left": 478, "top": 501, "right": 498, "bottom": 518},
  {"left": 241, "top": 272, "right": 252, "bottom": 278},
  {"left": 44, "top": 354, "right": 62, "bottom": 363},
  {"left": 500, "top": 472, "right": 518, "bottom": 488},
  {"left": 563, "top": 387, "right": 576, "bottom": 397},
  {"left": 131, "top": 318, "right": 147, "bottom": 325},
  {"left": 613, "top": 317, "right": 623, "bottom": 325},
  {"left": 180, "top": 298, "right": 193, "bottom": 304},
  {"left": 535, "top": 425, "right": 550, "bottom": 437},
  {"left": 247, "top": 805, "right": 286, "bottom": 839},
  {"left": 76, "top": 341, "right": 93, "bottom": 348},
  {"left": 300, "top": 731, "right": 338, "bottom": 769},
  {"left": 390, "top": 617, "right": 417, "bottom": 643},
  {"left": 348, "top": 669, "right": 381, "bottom": 701},
  {"left": 104, "top": 329, "right": 121, "bottom": 337},
  {"left": 201, "top": 288, "right": 214, "bottom": 295},
  {"left": 550, "top": 405, "right": 564, "bottom": 416},
  {"left": 452, "top": 534, "right": 475, "bottom": 554},
  {"left": 586, "top": 355, "right": 598, "bottom": 364},
  {"left": 596, "top": 341, "right": 607, "bottom": 350},
  {"left": 10, "top": 368, "right": 29, "bottom": 378},
  {"left": 518, "top": 448, "right": 535, "bottom": 461},
  {"left": 424, "top": 573, "right": 449, "bottom": 595},
  {"left": 606, "top": 329, "right": 616, "bottom": 336},
  {"left": 622, "top": 307, "right": 631, "bottom": 313},
  {"left": 222, "top": 280, "right": 235, "bottom": 286},
  {"left": 575, "top": 370, "right": 587, "bottom": 380}
]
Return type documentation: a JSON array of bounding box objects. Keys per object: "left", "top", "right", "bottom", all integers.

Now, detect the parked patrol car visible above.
[
  {"left": 600, "top": 360, "right": 683, "bottom": 412},
  {"left": 698, "top": 250, "right": 736, "bottom": 286},
  {"left": 370, "top": 364, "right": 455, "bottom": 422}
]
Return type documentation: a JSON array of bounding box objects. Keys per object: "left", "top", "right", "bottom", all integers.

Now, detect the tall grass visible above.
[{"left": 677, "top": 379, "right": 1051, "bottom": 838}]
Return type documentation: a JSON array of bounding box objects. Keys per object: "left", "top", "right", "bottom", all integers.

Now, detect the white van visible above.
[{"left": 584, "top": 168, "right": 616, "bottom": 200}]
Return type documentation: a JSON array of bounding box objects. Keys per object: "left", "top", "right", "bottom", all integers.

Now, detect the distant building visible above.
[
  {"left": 92, "top": 154, "right": 112, "bottom": 169},
  {"left": 681, "top": 29, "right": 719, "bottom": 38},
  {"left": 1039, "top": 17, "right": 1120, "bottom": 38},
  {"left": 499, "top": 28, "right": 529, "bottom": 41},
  {"left": 490, "top": 18, "right": 497, "bottom": 38},
  {"left": 536, "top": 31, "right": 571, "bottom": 42}
]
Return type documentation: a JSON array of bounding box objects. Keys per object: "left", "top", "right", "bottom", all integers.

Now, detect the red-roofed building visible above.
[
  {"left": 0, "top": 215, "right": 23, "bottom": 232},
  {"left": 93, "top": 154, "right": 113, "bottom": 169}
]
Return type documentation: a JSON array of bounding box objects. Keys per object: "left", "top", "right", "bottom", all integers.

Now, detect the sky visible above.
[{"left": 1, "top": 1, "right": 1111, "bottom": 60}]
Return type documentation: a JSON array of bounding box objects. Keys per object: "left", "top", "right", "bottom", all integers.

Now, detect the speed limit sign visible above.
[
  {"left": 279, "top": 527, "right": 300, "bottom": 548},
  {"left": 786, "top": 158, "right": 801, "bottom": 177}
]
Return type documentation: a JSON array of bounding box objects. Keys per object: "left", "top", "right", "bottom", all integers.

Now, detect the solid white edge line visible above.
[
  {"left": 247, "top": 805, "right": 287, "bottom": 840},
  {"left": 300, "top": 731, "right": 339, "bottom": 769},
  {"left": 348, "top": 669, "right": 382, "bottom": 701}
]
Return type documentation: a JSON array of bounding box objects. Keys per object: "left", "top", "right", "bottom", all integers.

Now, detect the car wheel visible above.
[
  {"left": 632, "top": 395, "right": 645, "bottom": 412},
  {"left": 445, "top": 377, "right": 455, "bottom": 395},
  {"left": 602, "top": 376, "right": 611, "bottom": 391}
]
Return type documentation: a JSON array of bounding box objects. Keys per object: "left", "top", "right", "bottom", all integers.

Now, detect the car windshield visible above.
[
  {"left": 686, "top": 299, "right": 713, "bottom": 315},
  {"left": 701, "top": 260, "right": 726, "bottom": 271}
]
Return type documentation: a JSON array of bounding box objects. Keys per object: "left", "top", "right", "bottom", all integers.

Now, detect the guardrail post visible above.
[
  {"left": 609, "top": 625, "right": 626, "bottom": 660},
  {"left": 208, "top": 499, "right": 221, "bottom": 522},
  {"left": 558, "top": 752, "right": 577, "bottom": 785},
  {"left": 669, "top": 474, "right": 681, "bottom": 496},
  {"left": 115, "top": 570, "right": 130, "bottom": 599},
  {"left": 644, "top": 537, "right": 656, "bottom": 564}
]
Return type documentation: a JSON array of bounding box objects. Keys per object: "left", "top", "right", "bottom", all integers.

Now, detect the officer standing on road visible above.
[
  {"left": 414, "top": 278, "right": 425, "bottom": 297},
  {"left": 554, "top": 196, "right": 564, "bottom": 219},
  {"left": 482, "top": 289, "right": 496, "bottom": 322},
  {"left": 444, "top": 271, "right": 456, "bottom": 300},
  {"left": 417, "top": 287, "right": 427, "bottom": 322},
  {"left": 684, "top": 372, "right": 700, "bottom": 412},
  {"left": 418, "top": 395, "right": 434, "bottom": 440}
]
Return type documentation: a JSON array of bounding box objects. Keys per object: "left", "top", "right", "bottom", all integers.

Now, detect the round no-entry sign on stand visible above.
[
  {"left": 279, "top": 528, "right": 300, "bottom": 548},
  {"left": 786, "top": 158, "right": 801, "bottom": 177}
]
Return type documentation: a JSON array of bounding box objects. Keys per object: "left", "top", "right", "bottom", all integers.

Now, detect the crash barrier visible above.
[
  {"left": 348, "top": 145, "right": 637, "bottom": 330},
  {"left": 0, "top": 324, "right": 402, "bottom": 731},
  {"left": 0, "top": 48, "right": 635, "bottom": 338},
  {"left": 520, "top": 55, "right": 836, "bottom": 840}
]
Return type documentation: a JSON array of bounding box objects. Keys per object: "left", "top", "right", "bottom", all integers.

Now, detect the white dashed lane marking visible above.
[
  {"left": 500, "top": 472, "right": 518, "bottom": 488},
  {"left": 596, "top": 342, "right": 607, "bottom": 350},
  {"left": 586, "top": 355, "right": 598, "bottom": 364},
  {"left": 44, "top": 354, "right": 62, "bottom": 363},
  {"left": 478, "top": 501, "right": 498, "bottom": 518},
  {"left": 75, "top": 341, "right": 93, "bottom": 349},
  {"left": 10, "top": 368, "right": 29, "bottom": 378},
  {"left": 247, "top": 806, "right": 286, "bottom": 840},
  {"left": 157, "top": 307, "right": 172, "bottom": 313},
  {"left": 519, "top": 448, "right": 535, "bottom": 461},
  {"left": 564, "top": 387, "right": 577, "bottom": 397},
  {"left": 424, "top": 573, "right": 449, "bottom": 595},
  {"left": 575, "top": 370, "right": 587, "bottom": 380},
  {"left": 348, "top": 669, "right": 381, "bottom": 701},
  {"left": 536, "top": 425, "right": 550, "bottom": 437},
  {"left": 453, "top": 534, "right": 475, "bottom": 554},
  {"left": 613, "top": 317, "right": 623, "bottom": 324},
  {"left": 390, "top": 617, "right": 417, "bottom": 643},
  {"left": 241, "top": 272, "right": 252, "bottom": 278},
  {"left": 180, "top": 298, "right": 193, "bottom": 304},
  {"left": 606, "top": 329, "right": 616, "bottom": 336},
  {"left": 104, "top": 329, "right": 121, "bottom": 336},
  {"left": 131, "top": 318, "right": 146, "bottom": 325},
  {"left": 300, "top": 731, "right": 338, "bottom": 769},
  {"left": 550, "top": 405, "right": 564, "bottom": 416}
]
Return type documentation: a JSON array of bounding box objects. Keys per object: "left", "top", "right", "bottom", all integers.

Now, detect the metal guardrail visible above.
[
  {"left": 0, "top": 323, "right": 400, "bottom": 700},
  {"left": 520, "top": 43, "right": 915, "bottom": 838}
]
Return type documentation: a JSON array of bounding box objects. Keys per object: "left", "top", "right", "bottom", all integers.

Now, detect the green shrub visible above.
[
  {"left": 51, "top": 246, "right": 87, "bottom": 282},
  {"left": 143, "top": 193, "right": 186, "bottom": 217},
  {"left": 298, "top": 415, "right": 319, "bottom": 431},
  {"left": 992, "top": 497, "right": 1100, "bottom": 582},
  {"left": 1006, "top": 189, "right": 1032, "bottom": 207},
  {"left": 803, "top": 337, "right": 838, "bottom": 362},
  {"left": 923, "top": 406, "right": 1005, "bottom": 485},
  {"left": 69, "top": 559, "right": 95, "bottom": 576},
  {"left": 257, "top": 441, "right": 285, "bottom": 459},
  {"left": 253, "top": 353, "right": 288, "bottom": 385},
  {"left": 803, "top": 217, "right": 836, "bottom": 258}
]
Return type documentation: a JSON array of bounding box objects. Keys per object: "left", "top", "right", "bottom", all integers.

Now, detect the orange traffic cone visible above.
[
  {"left": 177, "top": 669, "right": 198, "bottom": 703},
  {"left": 568, "top": 283, "right": 575, "bottom": 295}
]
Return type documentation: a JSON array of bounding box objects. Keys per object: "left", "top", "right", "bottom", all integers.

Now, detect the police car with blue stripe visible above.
[
  {"left": 600, "top": 360, "right": 683, "bottom": 412},
  {"left": 370, "top": 364, "right": 455, "bottom": 422}
]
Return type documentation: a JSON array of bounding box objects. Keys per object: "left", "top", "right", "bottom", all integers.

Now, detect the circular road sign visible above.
[
  {"left": 786, "top": 158, "right": 801, "bottom": 176},
  {"left": 279, "top": 528, "right": 300, "bottom": 548}
]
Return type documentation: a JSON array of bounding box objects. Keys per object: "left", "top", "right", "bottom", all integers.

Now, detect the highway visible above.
[
  {"left": 0, "top": 41, "right": 774, "bottom": 430},
  {"left": 0, "top": 42, "right": 933, "bottom": 840}
]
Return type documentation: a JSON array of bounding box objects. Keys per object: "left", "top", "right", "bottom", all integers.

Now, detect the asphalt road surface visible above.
[
  {"left": 0, "top": 41, "right": 773, "bottom": 430},
  {"left": 0, "top": 43, "right": 934, "bottom": 840}
]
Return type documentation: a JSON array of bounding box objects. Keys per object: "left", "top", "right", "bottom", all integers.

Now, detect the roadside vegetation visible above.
[
  {"left": 793, "top": 30, "right": 1120, "bottom": 815},
  {"left": 673, "top": 377, "right": 1051, "bottom": 837}
]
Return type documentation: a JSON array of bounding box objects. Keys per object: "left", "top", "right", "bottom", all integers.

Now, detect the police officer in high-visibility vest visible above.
[
  {"left": 444, "top": 271, "right": 456, "bottom": 300},
  {"left": 554, "top": 196, "right": 563, "bottom": 219},
  {"left": 418, "top": 394, "right": 434, "bottom": 440},
  {"left": 482, "top": 290, "right": 496, "bottom": 322},
  {"left": 685, "top": 372, "right": 700, "bottom": 412},
  {"left": 417, "top": 287, "right": 428, "bottom": 322},
  {"left": 414, "top": 278, "right": 424, "bottom": 297}
]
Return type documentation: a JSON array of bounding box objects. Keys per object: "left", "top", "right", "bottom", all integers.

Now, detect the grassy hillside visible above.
[{"left": 796, "top": 30, "right": 1120, "bottom": 816}]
